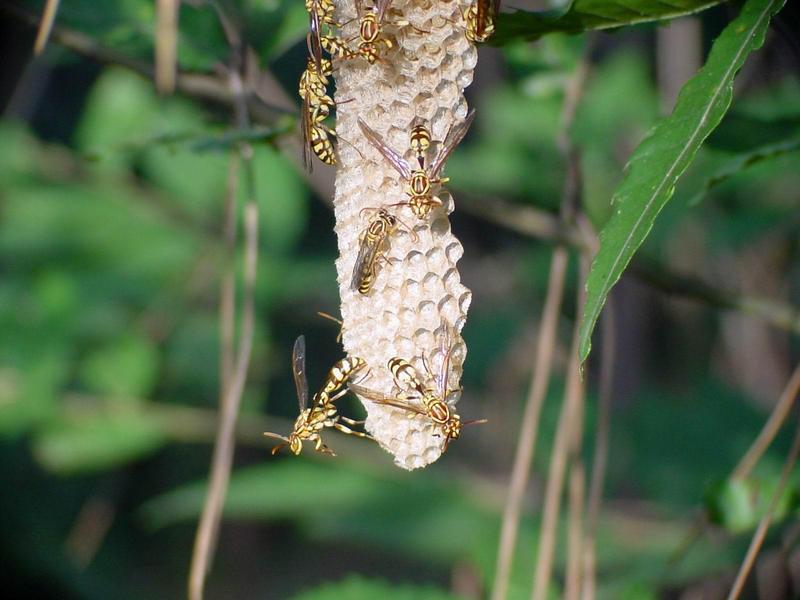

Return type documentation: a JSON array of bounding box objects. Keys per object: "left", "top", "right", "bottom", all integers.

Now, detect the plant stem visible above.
[
  {"left": 531, "top": 265, "right": 587, "bottom": 600},
  {"left": 731, "top": 361, "right": 800, "bottom": 481},
  {"left": 581, "top": 301, "right": 616, "bottom": 600},
  {"left": 33, "top": 0, "right": 60, "bottom": 54},
  {"left": 155, "top": 0, "right": 179, "bottom": 94},
  {"left": 188, "top": 58, "right": 260, "bottom": 600},
  {"left": 491, "top": 246, "right": 569, "bottom": 600}
]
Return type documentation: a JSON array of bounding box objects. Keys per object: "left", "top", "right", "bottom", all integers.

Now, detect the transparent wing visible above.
[
  {"left": 429, "top": 109, "right": 476, "bottom": 179},
  {"left": 358, "top": 118, "right": 412, "bottom": 180},
  {"left": 351, "top": 231, "right": 380, "bottom": 291},
  {"left": 349, "top": 383, "right": 427, "bottom": 416},
  {"left": 300, "top": 95, "right": 314, "bottom": 172},
  {"left": 307, "top": 13, "right": 323, "bottom": 73},
  {"left": 436, "top": 325, "right": 453, "bottom": 399},
  {"left": 292, "top": 335, "right": 309, "bottom": 411},
  {"left": 374, "top": 0, "right": 393, "bottom": 24}
]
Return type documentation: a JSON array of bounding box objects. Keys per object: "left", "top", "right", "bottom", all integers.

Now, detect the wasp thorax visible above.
[
  {"left": 360, "top": 14, "right": 379, "bottom": 43},
  {"left": 427, "top": 398, "right": 450, "bottom": 424},
  {"left": 409, "top": 171, "right": 431, "bottom": 197}
]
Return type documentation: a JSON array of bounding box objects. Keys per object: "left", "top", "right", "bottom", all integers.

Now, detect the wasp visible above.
[
  {"left": 298, "top": 53, "right": 333, "bottom": 107},
  {"left": 321, "top": 0, "right": 426, "bottom": 65},
  {"left": 301, "top": 98, "right": 338, "bottom": 169},
  {"left": 350, "top": 325, "right": 486, "bottom": 449},
  {"left": 464, "top": 0, "right": 500, "bottom": 43},
  {"left": 264, "top": 336, "right": 371, "bottom": 456},
  {"left": 351, "top": 208, "right": 418, "bottom": 295},
  {"left": 357, "top": 110, "right": 476, "bottom": 220}
]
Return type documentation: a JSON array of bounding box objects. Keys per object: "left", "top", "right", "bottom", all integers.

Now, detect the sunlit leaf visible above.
[
  {"left": 494, "top": 0, "right": 727, "bottom": 45},
  {"left": 579, "top": 0, "right": 786, "bottom": 363}
]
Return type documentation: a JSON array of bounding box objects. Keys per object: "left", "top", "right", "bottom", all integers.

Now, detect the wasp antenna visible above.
[
  {"left": 317, "top": 311, "right": 343, "bottom": 326},
  {"left": 393, "top": 212, "right": 419, "bottom": 243},
  {"left": 338, "top": 134, "right": 365, "bottom": 159},
  {"left": 359, "top": 205, "right": 380, "bottom": 219}
]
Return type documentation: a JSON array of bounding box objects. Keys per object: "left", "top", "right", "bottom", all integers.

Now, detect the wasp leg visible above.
[
  {"left": 339, "top": 415, "right": 366, "bottom": 426},
  {"left": 334, "top": 422, "right": 374, "bottom": 440},
  {"left": 312, "top": 434, "right": 337, "bottom": 456}
]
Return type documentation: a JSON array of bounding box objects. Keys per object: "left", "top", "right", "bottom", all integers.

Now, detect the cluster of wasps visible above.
[
  {"left": 298, "top": 0, "right": 499, "bottom": 170},
  {"left": 266, "top": 0, "right": 498, "bottom": 459},
  {"left": 265, "top": 321, "right": 486, "bottom": 457}
]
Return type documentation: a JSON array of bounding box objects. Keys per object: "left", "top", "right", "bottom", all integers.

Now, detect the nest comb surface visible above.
[{"left": 331, "top": 0, "right": 476, "bottom": 469}]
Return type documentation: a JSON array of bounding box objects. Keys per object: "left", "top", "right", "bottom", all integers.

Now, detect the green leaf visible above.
[
  {"left": 140, "top": 461, "right": 498, "bottom": 563},
  {"left": 494, "top": 0, "right": 726, "bottom": 44},
  {"left": 79, "top": 333, "right": 160, "bottom": 399},
  {"left": 32, "top": 407, "right": 167, "bottom": 474},
  {"left": 688, "top": 136, "right": 800, "bottom": 205},
  {"left": 705, "top": 476, "right": 799, "bottom": 533},
  {"left": 290, "top": 575, "right": 462, "bottom": 600},
  {"left": 579, "top": 0, "right": 786, "bottom": 363}
]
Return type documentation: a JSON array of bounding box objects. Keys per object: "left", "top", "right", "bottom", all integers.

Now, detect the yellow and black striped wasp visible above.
[
  {"left": 264, "top": 336, "right": 372, "bottom": 456},
  {"left": 351, "top": 207, "right": 418, "bottom": 295},
  {"left": 301, "top": 97, "right": 338, "bottom": 170},
  {"left": 357, "top": 110, "right": 476, "bottom": 220},
  {"left": 299, "top": 14, "right": 339, "bottom": 171},
  {"left": 321, "top": 0, "right": 393, "bottom": 64},
  {"left": 464, "top": 0, "right": 500, "bottom": 43},
  {"left": 321, "top": 0, "right": 426, "bottom": 65},
  {"left": 349, "top": 325, "right": 486, "bottom": 449}
]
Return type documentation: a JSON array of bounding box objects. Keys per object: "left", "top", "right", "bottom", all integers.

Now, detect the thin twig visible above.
[
  {"left": 565, "top": 255, "right": 591, "bottom": 600},
  {"left": 33, "top": 0, "right": 60, "bottom": 54},
  {"left": 531, "top": 264, "right": 587, "bottom": 600},
  {"left": 188, "top": 55, "right": 260, "bottom": 599},
  {"left": 188, "top": 202, "right": 257, "bottom": 600},
  {"left": 492, "top": 50, "right": 591, "bottom": 600},
  {"left": 155, "top": 0, "right": 179, "bottom": 94},
  {"left": 726, "top": 416, "right": 800, "bottom": 600},
  {"left": 2, "top": 4, "right": 290, "bottom": 121},
  {"left": 731, "top": 361, "right": 800, "bottom": 481},
  {"left": 565, "top": 460, "right": 586, "bottom": 600},
  {"left": 490, "top": 247, "right": 570, "bottom": 600},
  {"left": 219, "top": 154, "right": 240, "bottom": 398},
  {"left": 581, "top": 299, "right": 616, "bottom": 600}
]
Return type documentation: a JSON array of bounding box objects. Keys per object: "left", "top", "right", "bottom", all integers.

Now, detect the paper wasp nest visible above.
[{"left": 332, "top": 0, "right": 476, "bottom": 469}]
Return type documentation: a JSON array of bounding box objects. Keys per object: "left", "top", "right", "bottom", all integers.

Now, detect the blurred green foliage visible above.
[{"left": 2, "top": 1, "right": 799, "bottom": 599}]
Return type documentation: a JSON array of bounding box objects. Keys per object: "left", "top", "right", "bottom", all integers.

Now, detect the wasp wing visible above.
[
  {"left": 292, "top": 335, "right": 310, "bottom": 412},
  {"left": 374, "top": 0, "right": 394, "bottom": 24},
  {"left": 358, "top": 118, "right": 412, "bottom": 180},
  {"left": 300, "top": 94, "right": 315, "bottom": 172},
  {"left": 348, "top": 383, "right": 428, "bottom": 416},
  {"left": 429, "top": 109, "right": 476, "bottom": 179},
  {"left": 307, "top": 11, "right": 324, "bottom": 74},
  {"left": 351, "top": 228, "right": 381, "bottom": 292},
  {"left": 435, "top": 325, "right": 453, "bottom": 400}
]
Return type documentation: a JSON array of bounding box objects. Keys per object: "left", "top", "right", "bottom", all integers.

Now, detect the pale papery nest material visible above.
[{"left": 331, "top": 0, "right": 476, "bottom": 469}]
